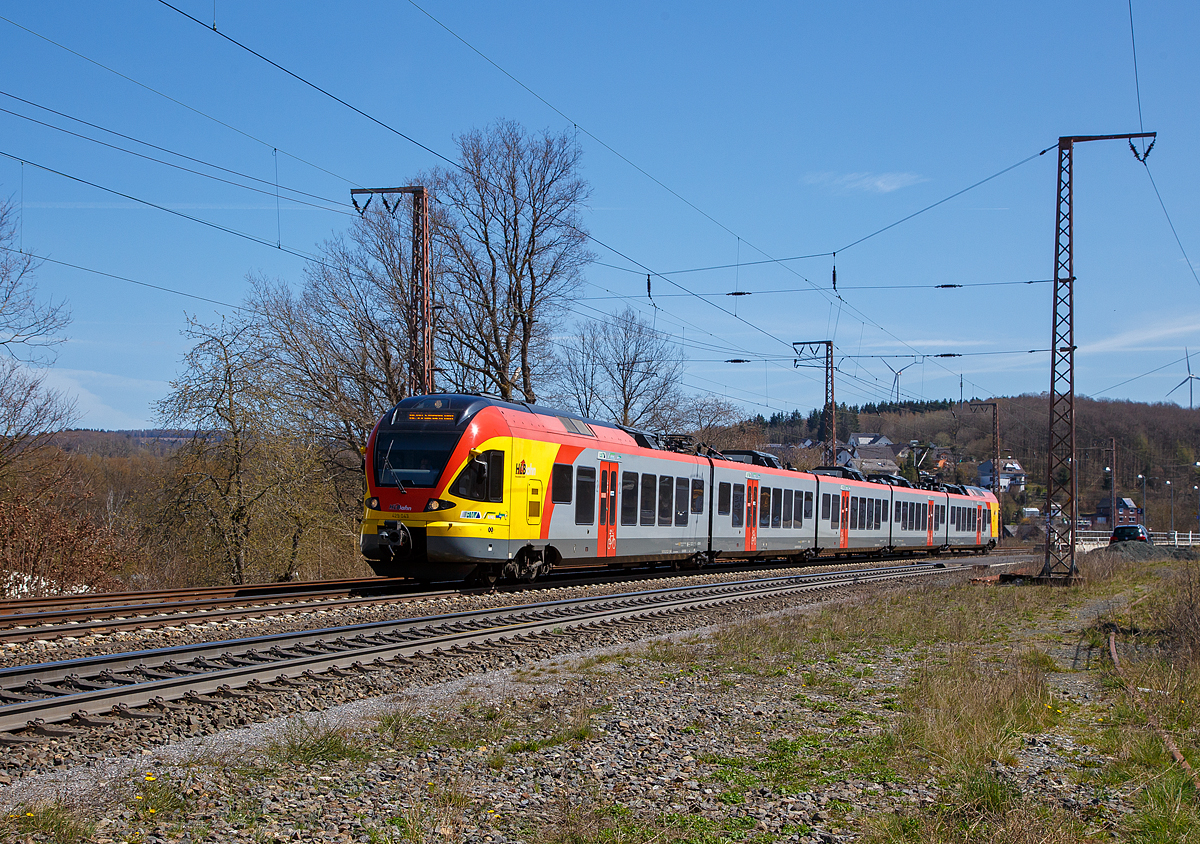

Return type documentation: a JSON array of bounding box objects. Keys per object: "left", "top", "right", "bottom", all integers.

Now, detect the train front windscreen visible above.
[{"left": 373, "top": 428, "right": 462, "bottom": 489}]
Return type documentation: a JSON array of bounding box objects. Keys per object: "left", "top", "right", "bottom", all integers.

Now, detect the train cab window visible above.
[
  {"left": 640, "top": 474, "right": 656, "bottom": 526},
  {"left": 759, "top": 488, "right": 771, "bottom": 528},
  {"left": 804, "top": 491, "right": 814, "bottom": 520},
  {"left": 691, "top": 479, "right": 705, "bottom": 514},
  {"left": 821, "top": 493, "right": 831, "bottom": 521},
  {"left": 450, "top": 450, "right": 505, "bottom": 502},
  {"left": 849, "top": 497, "right": 858, "bottom": 531},
  {"left": 794, "top": 491, "right": 804, "bottom": 527},
  {"left": 575, "top": 467, "right": 596, "bottom": 525},
  {"left": 658, "top": 476, "right": 674, "bottom": 526},
  {"left": 731, "top": 484, "right": 745, "bottom": 527},
  {"left": 550, "top": 463, "right": 573, "bottom": 504},
  {"left": 771, "top": 488, "right": 783, "bottom": 528},
  {"left": 782, "top": 490, "right": 793, "bottom": 529},
  {"left": 718, "top": 482, "right": 731, "bottom": 516},
  {"left": 621, "top": 472, "right": 638, "bottom": 526},
  {"left": 675, "top": 478, "right": 690, "bottom": 526}
]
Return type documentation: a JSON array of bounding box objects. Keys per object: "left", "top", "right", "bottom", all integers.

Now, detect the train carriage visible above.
[{"left": 361, "top": 394, "right": 998, "bottom": 582}]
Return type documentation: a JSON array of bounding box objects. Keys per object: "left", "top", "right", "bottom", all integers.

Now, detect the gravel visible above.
[{"left": 3, "top": 558, "right": 1101, "bottom": 844}]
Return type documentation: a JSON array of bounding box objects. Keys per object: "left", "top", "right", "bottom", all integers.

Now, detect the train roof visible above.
[{"left": 381, "top": 394, "right": 625, "bottom": 435}]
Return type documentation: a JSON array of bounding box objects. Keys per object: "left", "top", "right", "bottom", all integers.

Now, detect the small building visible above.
[
  {"left": 978, "top": 458, "right": 1027, "bottom": 493},
  {"left": 848, "top": 433, "right": 893, "bottom": 448},
  {"left": 848, "top": 444, "right": 902, "bottom": 476},
  {"left": 1092, "top": 497, "right": 1143, "bottom": 528}
]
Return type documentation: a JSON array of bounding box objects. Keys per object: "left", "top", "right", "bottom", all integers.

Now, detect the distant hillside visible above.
[
  {"left": 53, "top": 429, "right": 194, "bottom": 457},
  {"left": 759, "top": 394, "right": 1200, "bottom": 527}
]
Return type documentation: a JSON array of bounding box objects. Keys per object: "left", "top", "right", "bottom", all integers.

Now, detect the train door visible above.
[
  {"left": 839, "top": 489, "right": 850, "bottom": 549},
  {"left": 926, "top": 498, "right": 934, "bottom": 547},
  {"left": 745, "top": 478, "right": 759, "bottom": 552},
  {"left": 597, "top": 461, "right": 618, "bottom": 557},
  {"left": 526, "top": 479, "right": 543, "bottom": 527}
]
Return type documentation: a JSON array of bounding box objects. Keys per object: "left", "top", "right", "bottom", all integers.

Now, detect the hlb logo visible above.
[{"left": 515, "top": 460, "right": 535, "bottom": 476}]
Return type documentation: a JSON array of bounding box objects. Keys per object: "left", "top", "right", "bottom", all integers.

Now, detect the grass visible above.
[
  {"left": 0, "top": 802, "right": 96, "bottom": 844},
  {"left": 265, "top": 717, "right": 374, "bottom": 765}
]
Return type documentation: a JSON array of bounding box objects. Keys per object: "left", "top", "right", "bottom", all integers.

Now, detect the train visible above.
[{"left": 360, "top": 394, "right": 999, "bottom": 583}]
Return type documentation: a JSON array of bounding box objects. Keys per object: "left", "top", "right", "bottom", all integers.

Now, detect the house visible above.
[
  {"left": 848, "top": 444, "right": 902, "bottom": 475},
  {"left": 978, "top": 458, "right": 1027, "bottom": 493},
  {"left": 1092, "top": 497, "right": 1143, "bottom": 527},
  {"left": 848, "top": 433, "right": 893, "bottom": 448}
]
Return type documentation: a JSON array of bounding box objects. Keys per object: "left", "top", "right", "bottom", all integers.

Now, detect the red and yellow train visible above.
[{"left": 361, "top": 395, "right": 999, "bottom": 582}]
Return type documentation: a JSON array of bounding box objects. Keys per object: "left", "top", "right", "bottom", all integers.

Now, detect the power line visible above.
[
  {"left": 0, "top": 244, "right": 242, "bottom": 310},
  {"left": 0, "top": 149, "right": 333, "bottom": 268},
  {"left": 0, "top": 13, "right": 354, "bottom": 186},
  {"left": 578, "top": 278, "right": 1052, "bottom": 299},
  {"left": 0, "top": 101, "right": 355, "bottom": 216}
]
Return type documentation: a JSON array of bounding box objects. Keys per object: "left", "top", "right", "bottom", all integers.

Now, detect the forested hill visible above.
[{"left": 758, "top": 394, "right": 1200, "bottom": 495}]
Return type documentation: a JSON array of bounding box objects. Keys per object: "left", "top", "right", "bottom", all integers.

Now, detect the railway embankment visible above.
[{"left": 4, "top": 550, "right": 1197, "bottom": 844}]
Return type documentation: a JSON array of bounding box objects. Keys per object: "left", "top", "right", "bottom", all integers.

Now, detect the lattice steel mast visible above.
[{"left": 1041, "top": 133, "right": 1154, "bottom": 579}]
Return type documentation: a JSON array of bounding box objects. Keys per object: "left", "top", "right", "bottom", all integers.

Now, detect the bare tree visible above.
[
  {"left": 548, "top": 307, "right": 687, "bottom": 431},
  {"left": 0, "top": 200, "right": 68, "bottom": 364},
  {"left": 0, "top": 198, "right": 75, "bottom": 487},
  {"left": 247, "top": 205, "right": 417, "bottom": 456},
  {"left": 434, "top": 120, "right": 593, "bottom": 401},
  {"left": 156, "top": 315, "right": 328, "bottom": 584}
]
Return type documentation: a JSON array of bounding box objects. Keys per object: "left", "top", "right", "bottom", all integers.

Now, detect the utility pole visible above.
[
  {"left": 350, "top": 186, "right": 435, "bottom": 395},
  {"left": 1110, "top": 437, "right": 1117, "bottom": 531},
  {"left": 971, "top": 401, "right": 1000, "bottom": 546},
  {"left": 1041, "top": 132, "right": 1154, "bottom": 581},
  {"left": 794, "top": 341, "right": 835, "bottom": 465}
]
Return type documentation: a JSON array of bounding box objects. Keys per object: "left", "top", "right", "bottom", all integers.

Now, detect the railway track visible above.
[
  {"left": 0, "top": 548, "right": 1023, "bottom": 643},
  {"left": 0, "top": 561, "right": 966, "bottom": 737}
]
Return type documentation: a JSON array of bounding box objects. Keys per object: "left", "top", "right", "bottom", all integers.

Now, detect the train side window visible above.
[
  {"left": 718, "top": 482, "right": 731, "bottom": 516},
  {"left": 794, "top": 491, "right": 804, "bottom": 527},
  {"left": 804, "top": 491, "right": 813, "bottom": 520},
  {"left": 873, "top": 499, "right": 881, "bottom": 530},
  {"left": 658, "top": 476, "right": 674, "bottom": 526},
  {"left": 849, "top": 496, "right": 858, "bottom": 531},
  {"left": 860, "top": 497, "right": 869, "bottom": 531},
  {"left": 759, "top": 487, "right": 771, "bottom": 528},
  {"left": 921, "top": 503, "right": 928, "bottom": 528},
  {"left": 771, "top": 488, "right": 783, "bottom": 528},
  {"left": 550, "top": 463, "right": 573, "bottom": 504},
  {"left": 575, "top": 467, "right": 596, "bottom": 525},
  {"left": 894, "top": 500, "right": 901, "bottom": 523},
  {"left": 675, "top": 478, "right": 690, "bottom": 526},
  {"left": 821, "top": 493, "right": 831, "bottom": 521},
  {"left": 640, "top": 474, "right": 656, "bottom": 526},
  {"left": 731, "top": 483, "right": 745, "bottom": 527},
  {"left": 621, "top": 472, "right": 638, "bottom": 526},
  {"left": 882, "top": 499, "right": 888, "bottom": 523},
  {"left": 903, "top": 501, "right": 910, "bottom": 530},
  {"left": 831, "top": 495, "right": 840, "bottom": 528},
  {"left": 782, "top": 490, "right": 793, "bottom": 529},
  {"left": 691, "top": 479, "right": 705, "bottom": 514}
]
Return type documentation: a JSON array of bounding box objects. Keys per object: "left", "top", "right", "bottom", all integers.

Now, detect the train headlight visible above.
[
  {"left": 366, "top": 497, "right": 380, "bottom": 511},
  {"left": 424, "top": 499, "right": 456, "bottom": 512}
]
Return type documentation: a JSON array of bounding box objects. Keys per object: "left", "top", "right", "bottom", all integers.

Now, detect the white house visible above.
[{"left": 978, "top": 458, "right": 1027, "bottom": 493}]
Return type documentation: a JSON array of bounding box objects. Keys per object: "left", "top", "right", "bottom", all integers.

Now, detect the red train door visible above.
[
  {"left": 597, "top": 461, "right": 618, "bottom": 557},
  {"left": 840, "top": 490, "right": 850, "bottom": 549},
  {"left": 926, "top": 498, "right": 935, "bottom": 547},
  {"left": 745, "top": 478, "right": 759, "bottom": 552}
]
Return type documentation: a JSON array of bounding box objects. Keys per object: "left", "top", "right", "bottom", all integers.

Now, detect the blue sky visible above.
[{"left": 1, "top": 1, "right": 1197, "bottom": 429}]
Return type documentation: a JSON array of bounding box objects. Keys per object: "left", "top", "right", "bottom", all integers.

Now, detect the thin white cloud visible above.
[
  {"left": 804, "top": 171, "right": 927, "bottom": 194},
  {"left": 37, "top": 367, "right": 167, "bottom": 430},
  {"left": 1078, "top": 314, "right": 1200, "bottom": 354}
]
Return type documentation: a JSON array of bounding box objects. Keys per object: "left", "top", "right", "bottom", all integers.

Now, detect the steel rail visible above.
[{"left": 0, "top": 563, "right": 957, "bottom": 734}]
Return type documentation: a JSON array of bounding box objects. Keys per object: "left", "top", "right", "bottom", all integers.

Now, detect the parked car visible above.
[{"left": 1110, "top": 524, "right": 1152, "bottom": 544}]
